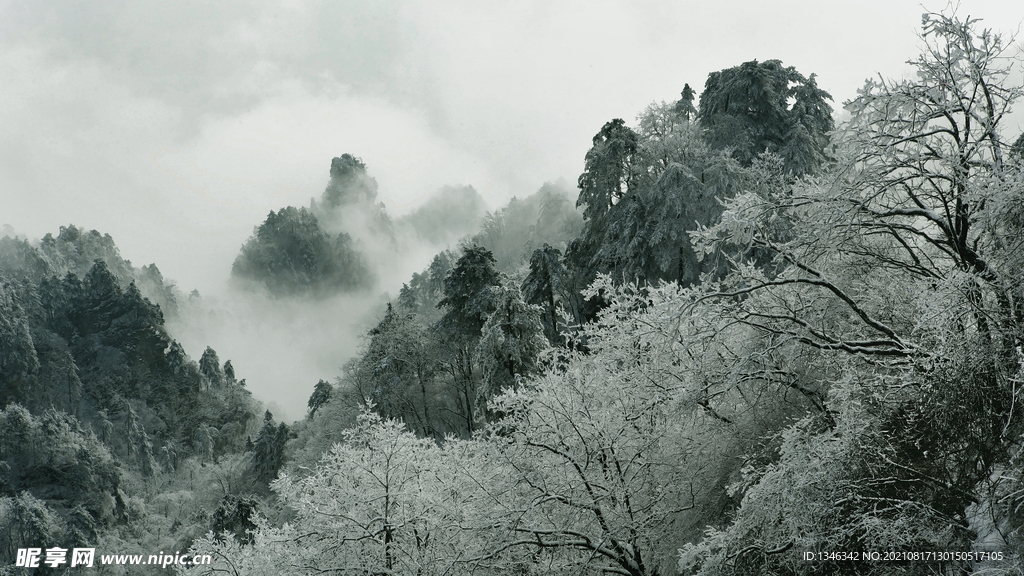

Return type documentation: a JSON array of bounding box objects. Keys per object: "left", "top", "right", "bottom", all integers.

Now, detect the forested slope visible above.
[
  {"left": 4, "top": 10, "right": 1024, "bottom": 576},
  {"left": 0, "top": 229, "right": 273, "bottom": 574},
  {"left": 189, "top": 12, "right": 1024, "bottom": 576}
]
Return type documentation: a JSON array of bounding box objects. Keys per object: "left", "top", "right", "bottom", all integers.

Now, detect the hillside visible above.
[{"left": 3, "top": 10, "right": 1024, "bottom": 576}]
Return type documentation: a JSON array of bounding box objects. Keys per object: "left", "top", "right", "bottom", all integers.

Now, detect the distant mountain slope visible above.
[
  {"left": 231, "top": 154, "right": 391, "bottom": 297},
  {"left": 0, "top": 227, "right": 262, "bottom": 567}
]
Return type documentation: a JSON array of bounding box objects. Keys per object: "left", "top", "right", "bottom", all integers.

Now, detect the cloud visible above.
[{"left": 4, "top": 0, "right": 1023, "bottom": 419}]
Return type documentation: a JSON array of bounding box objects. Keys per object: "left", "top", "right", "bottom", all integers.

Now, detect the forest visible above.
[{"left": 4, "top": 10, "right": 1024, "bottom": 576}]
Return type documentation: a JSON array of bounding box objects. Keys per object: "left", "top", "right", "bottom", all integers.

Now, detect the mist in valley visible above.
[
  {"left": 168, "top": 157, "right": 494, "bottom": 421},
  {"left": 4, "top": 1, "right": 1021, "bottom": 423},
  {"left": 7, "top": 3, "right": 1024, "bottom": 575}
]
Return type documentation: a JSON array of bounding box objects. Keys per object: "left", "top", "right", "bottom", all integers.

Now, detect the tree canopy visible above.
[
  {"left": 10, "top": 9, "right": 1024, "bottom": 576},
  {"left": 231, "top": 206, "right": 372, "bottom": 296},
  {"left": 698, "top": 59, "right": 834, "bottom": 174}
]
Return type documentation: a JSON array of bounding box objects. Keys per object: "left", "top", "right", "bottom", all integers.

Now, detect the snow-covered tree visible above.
[
  {"left": 679, "top": 11, "right": 1024, "bottom": 574},
  {"left": 188, "top": 411, "right": 481, "bottom": 576},
  {"left": 476, "top": 280, "right": 548, "bottom": 396}
]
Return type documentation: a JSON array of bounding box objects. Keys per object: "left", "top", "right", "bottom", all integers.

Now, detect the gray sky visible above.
[
  {"left": 3, "top": 0, "right": 1022, "bottom": 291},
  {"left": 3, "top": 1, "right": 1023, "bottom": 418}
]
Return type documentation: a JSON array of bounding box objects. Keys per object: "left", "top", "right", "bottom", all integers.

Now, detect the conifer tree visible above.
[
  {"left": 522, "top": 244, "right": 565, "bottom": 344},
  {"left": 199, "top": 346, "right": 223, "bottom": 387},
  {"left": 698, "top": 59, "right": 833, "bottom": 174},
  {"left": 307, "top": 379, "right": 333, "bottom": 418}
]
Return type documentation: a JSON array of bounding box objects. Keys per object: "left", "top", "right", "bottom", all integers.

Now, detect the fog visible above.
[
  {"left": 169, "top": 164, "right": 490, "bottom": 421},
  {"left": 3, "top": 0, "right": 1023, "bottom": 419}
]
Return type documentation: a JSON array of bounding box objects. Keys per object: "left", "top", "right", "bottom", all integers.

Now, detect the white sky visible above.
[
  {"left": 2, "top": 1, "right": 1023, "bottom": 418},
  {"left": 3, "top": 1, "right": 1022, "bottom": 291}
]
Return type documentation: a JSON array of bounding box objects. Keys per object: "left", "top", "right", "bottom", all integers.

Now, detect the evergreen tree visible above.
[
  {"left": 199, "top": 346, "right": 223, "bottom": 387},
  {"left": 70, "top": 259, "right": 123, "bottom": 335},
  {"left": 576, "top": 118, "right": 642, "bottom": 225},
  {"left": 0, "top": 279, "right": 39, "bottom": 405},
  {"left": 357, "top": 305, "right": 439, "bottom": 436},
  {"left": 674, "top": 83, "right": 697, "bottom": 121},
  {"left": 434, "top": 246, "right": 502, "bottom": 433},
  {"left": 522, "top": 244, "right": 565, "bottom": 345},
  {"left": 476, "top": 281, "right": 548, "bottom": 395},
  {"left": 0, "top": 492, "right": 65, "bottom": 565},
  {"left": 252, "top": 411, "right": 288, "bottom": 484},
  {"left": 307, "top": 379, "right": 333, "bottom": 418},
  {"left": 436, "top": 246, "right": 501, "bottom": 338},
  {"left": 427, "top": 250, "right": 457, "bottom": 298},
  {"left": 698, "top": 59, "right": 833, "bottom": 174},
  {"left": 211, "top": 494, "right": 260, "bottom": 545},
  {"left": 193, "top": 424, "right": 214, "bottom": 463},
  {"left": 231, "top": 206, "right": 371, "bottom": 296}
]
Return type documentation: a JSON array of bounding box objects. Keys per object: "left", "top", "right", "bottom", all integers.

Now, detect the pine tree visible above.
[
  {"left": 252, "top": 412, "right": 288, "bottom": 484},
  {"left": 698, "top": 59, "right": 833, "bottom": 174},
  {"left": 307, "top": 379, "right": 333, "bottom": 418},
  {"left": 199, "top": 346, "right": 223, "bottom": 387},
  {"left": 522, "top": 245, "right": 565, "bottom": 345}
]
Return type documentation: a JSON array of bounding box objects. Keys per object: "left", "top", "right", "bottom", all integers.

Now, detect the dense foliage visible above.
[
  {"left": 6, "top": 9, "right": 1024, "bottom": 576},
  {"left": 0, "top": 231, "right": 263, "bottom": 572},
  {"left": 191, "top": 12, "right": 1024, "bottom": 576},
  {"left": 698, "top": 59, "right": 834, "bottom": 174},
  {"left": 232, "top": 206, "right": 371, "bottom": 296},
  {"left": 231, "top": 155, "right": 393, "bottom": 296}
]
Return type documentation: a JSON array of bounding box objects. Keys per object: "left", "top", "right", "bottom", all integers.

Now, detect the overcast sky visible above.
[
  {"left": 3, "top": 1, "right": 1023, "bottom": 418},
  {"left": 3, "top": 1, "right": 1023, "bottom": 293}
]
